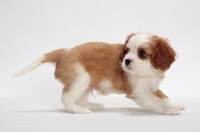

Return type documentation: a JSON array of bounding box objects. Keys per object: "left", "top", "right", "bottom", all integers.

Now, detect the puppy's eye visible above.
[
  {"left": 139, "top": 50, "right": 147, "bottom": 58},
  {"left": 124, "top": 49, "right": 129, "bottom": 54}
]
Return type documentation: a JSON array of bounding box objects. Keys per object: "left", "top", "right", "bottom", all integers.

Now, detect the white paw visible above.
[
  {"left": 172, "top": 103, "right": 186, "bottom": 110},
  {"left": 63, "top": 103, "right": 92, "bottom": 114},
  {"left": 164, "top": 105, "right": 180, "bottom": 115},
  {"left": 87, "top": 102, "right": 106, "bottom": 110},
  {"left": 73, "top": 107, "right": 92, "bottom": 114}
]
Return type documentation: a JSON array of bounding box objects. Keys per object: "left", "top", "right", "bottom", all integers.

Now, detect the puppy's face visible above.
[{"left": 122, "top": 33, "right": 176, "bottom": 76}]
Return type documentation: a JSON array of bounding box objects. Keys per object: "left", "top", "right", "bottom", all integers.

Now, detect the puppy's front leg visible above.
[{"left": 127, "top": 90, "right": 185, "bottom": 115}]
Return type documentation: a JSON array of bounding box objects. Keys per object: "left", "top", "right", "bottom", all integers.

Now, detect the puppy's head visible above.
[{"left": 122, "top": 32, "right": 176, "bottom": 76}]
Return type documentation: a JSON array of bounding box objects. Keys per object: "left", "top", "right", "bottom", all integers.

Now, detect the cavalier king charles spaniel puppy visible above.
[{"left": 14, "top": 32, "right": 185, "bottom": 115}]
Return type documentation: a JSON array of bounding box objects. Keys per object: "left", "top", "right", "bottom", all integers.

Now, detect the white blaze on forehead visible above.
[{"left": 127, "top": 32, "right": 155, "bottom": 48}]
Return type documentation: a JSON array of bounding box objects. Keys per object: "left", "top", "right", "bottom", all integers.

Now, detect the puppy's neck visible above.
[{"left": 126, "top": 69, "right": 164, "bottom": 79}]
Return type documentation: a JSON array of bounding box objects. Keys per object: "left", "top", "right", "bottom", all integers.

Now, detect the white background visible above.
[
  {"left": 1, "top": 0, "right": 200, "bottom": 97},
  {"left": 1, "top": 1, "right": 200, "bottom": 132}
]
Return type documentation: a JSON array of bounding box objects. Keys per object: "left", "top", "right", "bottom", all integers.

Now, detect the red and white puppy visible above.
[{"left": 14, "top": 32, "right": 185, "bottom": 115}]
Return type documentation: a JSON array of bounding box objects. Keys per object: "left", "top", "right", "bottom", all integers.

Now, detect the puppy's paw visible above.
[
  {"left": 172, "top": 103, "right": 186, "bottom": 110},
  {"left": 74, "top": 107, "right": 92, "bottom": 114},
  {"left": 164, "top": 105, "right": 180, "bottom": 115},
  {"left": 87, "top": 102, "right": 106, "bottom": 110}
]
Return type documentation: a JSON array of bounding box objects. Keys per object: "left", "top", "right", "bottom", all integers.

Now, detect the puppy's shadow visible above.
[
  {"left": 8, "top": 107, "right": 156, "bottom": 115},
  {"left": 8, "top": 109, "right": 69, "bottom": 114},
  {"left": 93, "top": 107, "right": 156, "bottom": 115}
]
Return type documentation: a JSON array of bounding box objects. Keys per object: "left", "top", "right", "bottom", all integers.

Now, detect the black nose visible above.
[{"left": 125, "top": 59, "right": 132, "bottom": 65}]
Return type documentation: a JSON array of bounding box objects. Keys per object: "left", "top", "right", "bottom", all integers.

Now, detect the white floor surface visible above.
[{"left": 0, "top": 96, "right": 199, "bottom": 132}]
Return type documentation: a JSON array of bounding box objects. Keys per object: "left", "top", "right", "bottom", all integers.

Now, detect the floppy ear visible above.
[
  {"left": 120, "top": 33, "right": 134, "bottom": 60},
  {"left": 124, "top": 33, "right": 135, "bottom": 53},
  {"left": 150, "top": 38, "right": 176, "bottom": 71},
  {"left": 125, "top": 33, "right": 135, "bottom": 45}
]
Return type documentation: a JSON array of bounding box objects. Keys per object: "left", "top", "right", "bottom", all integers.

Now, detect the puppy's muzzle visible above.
[{"left": 125, "top": 59, "right": 132, "bottom": 66}]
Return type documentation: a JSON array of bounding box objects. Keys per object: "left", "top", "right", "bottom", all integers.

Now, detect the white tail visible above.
[{"left": 13, "top": 56, "right": 45, "bottom": 77}]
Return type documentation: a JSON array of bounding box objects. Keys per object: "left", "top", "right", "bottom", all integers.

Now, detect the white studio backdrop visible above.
[{"left": 0, "top": 0, "right": 200, "bottom": 97}]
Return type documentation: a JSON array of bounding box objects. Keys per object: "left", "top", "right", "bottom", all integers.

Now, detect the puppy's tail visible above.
[{"left": 13, "top": 48, "right": 66, "bottom": 77}]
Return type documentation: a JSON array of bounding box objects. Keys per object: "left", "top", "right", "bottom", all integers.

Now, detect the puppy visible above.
[{"left": 14, "top": 32, "right": 185, "bottom": 115}]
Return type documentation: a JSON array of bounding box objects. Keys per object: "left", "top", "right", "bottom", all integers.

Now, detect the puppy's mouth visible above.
[{"left": 126, "top": 65, "right": 132, "bottom": 70}]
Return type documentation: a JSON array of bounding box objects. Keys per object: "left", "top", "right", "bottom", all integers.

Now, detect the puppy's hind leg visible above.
[
  {"left": 61, "top": 65, "right": 92, "bottom": 114},
  {"left": 77, "top": 88, "right": 105, "bottom": 110}
]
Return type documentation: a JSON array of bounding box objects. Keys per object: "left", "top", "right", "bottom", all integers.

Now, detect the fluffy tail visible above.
[{"left": 13, "top": 48, "right": 66, "bottom": 77}]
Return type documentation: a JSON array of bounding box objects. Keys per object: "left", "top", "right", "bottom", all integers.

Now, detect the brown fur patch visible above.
[
  {"left": 125, "top": 34, "right": 134, "bottom": 50},
  {"left": 125, "top": 33, "right": 135, "bottom": 45},
  {"left": 43, "top": 49, "right": 66, "bottom": 63},
  {"left": 153, "top": 90, "right": 168, "bottom": 99},
  {"left": 150, "top": 37, "right": 176, "bottom": 71},
  {"left": 120, "top": 33, "right": 134, "bottom": 60},
  {"left": 45, "top": 49, "right": 79, "bottom": 93},
  {"left": 126, "top": 95, "right": 136, "bottom": 100}
]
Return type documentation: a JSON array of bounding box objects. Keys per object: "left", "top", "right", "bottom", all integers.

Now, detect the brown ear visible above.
[
  {"left": 120, "top": 33, "right": 135, "bottom": 60},
  {"left": 125, "top": 33, "right": 135, "bottom": 45},
  {"left": 124, "top": 33, "right": 135, "bottom": 53},
  {"left": 150, "top": 38, "right": 176, "bottom": 71}
]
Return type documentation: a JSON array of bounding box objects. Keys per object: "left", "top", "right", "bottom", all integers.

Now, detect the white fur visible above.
[
  {"left": 13, "top": 56, "right": 45, "bottom": 77},
  {"left": 61, "top": 63, "right": 92, "bottom": 114},
  {"left": 97, "top": 79, "right": 123, "bottom": 95},
  {"left": 61, "top": 63, "right": 105, "bottom": 114},
  {"left": 128, "top": 76, "right": 181, "bottom": 115},
  {"left": 128, "top": 32, "right": 154, "bottom": 48},
  {"left": 77, "top": 91, "right": 105, "bottom": 110}
]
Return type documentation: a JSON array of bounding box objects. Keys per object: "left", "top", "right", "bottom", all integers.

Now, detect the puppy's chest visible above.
[{"left": 128, "top": 76, "right": 162, "bottom": 93}]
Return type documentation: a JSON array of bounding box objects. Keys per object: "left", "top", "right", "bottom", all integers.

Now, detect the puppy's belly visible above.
[{"left": 94, "top": 79, "right": 124, "bottom": 95}]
